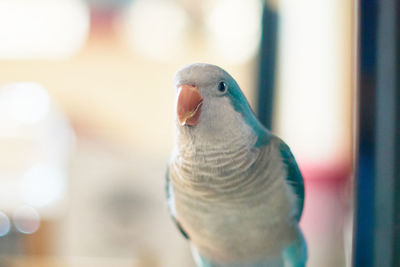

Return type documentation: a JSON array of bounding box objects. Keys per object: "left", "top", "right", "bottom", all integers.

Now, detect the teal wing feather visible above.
[
  {"left": 277, "top": 140, "right": 305, "bottom": 222},
  {"left": 165, "top": 166, "right": 190, "bottom": 239},
  {"left": 281, "top": 227, "right": 308, "bottom": 266}
]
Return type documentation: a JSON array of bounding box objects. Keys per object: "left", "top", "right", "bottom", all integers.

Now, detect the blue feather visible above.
[
  {"left": 226, "top": 81, "right": 269, "bottom": 147},
  {"left": 281, "top": 229, "right": 308, "bottom": 266},
  {"left": 226, "top": 79, "right": 304, "bottom": 220},
  {"left": 278, "top": 141, "right": 305, "bottom": 221}
]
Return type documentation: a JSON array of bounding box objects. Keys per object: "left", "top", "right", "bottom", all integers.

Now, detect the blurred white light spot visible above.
[
  {"left": 0, "top": 83, "right": 50, "bottom": 126},
  {"left": 19, "top": 165, "right": 67, "bottom": 208},
  {"left": 0, "top": 0, "right": 89, "bottom": 59},
  {"left": 124, "top": 0, "right": 188, "bottom": 61},
  {"left": 0, "top": 211, "right": 11, "bottom": 237},
  {"left": 13, "top": 206, "right": 40, "bottom": 234},
  {"left": 276, "top": 0, "right": 346, "bottom": 164},
  {"left": 206, "top": 0, "right": 262, "bottom": 64}
]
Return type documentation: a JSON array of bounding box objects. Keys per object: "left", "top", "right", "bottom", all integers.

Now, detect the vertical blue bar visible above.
[
  {"left": 393, "top": 4, "right": 400, "bottom": 264},
  {"left": 373, "top": 0, "right": 397, "bottom": 265},
  {"left": 257, "top": 2, "right": 278, "bottom": 129},
  {"left": 355, "top": 0, "right": 400, "bottom": 265},
  {"left": 354, "top": 0, "right": 377, "bottom": 266}
]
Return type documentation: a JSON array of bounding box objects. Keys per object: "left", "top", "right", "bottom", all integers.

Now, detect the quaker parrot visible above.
[{"left": 166, "top": 63, "right": 307, "bottom": 267}]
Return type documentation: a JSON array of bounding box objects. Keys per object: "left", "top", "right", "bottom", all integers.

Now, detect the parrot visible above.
[{"left": 166, "top": 63, "right": 307, "bottom": 267}]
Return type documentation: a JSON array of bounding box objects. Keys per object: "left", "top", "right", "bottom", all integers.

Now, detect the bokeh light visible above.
[
  {"left": 276, "top": 0, "right": 351, "bottom": 165},
  {"left": 0, "top": 83, "right": 50, "bottom": 128},
  {"left": 205, "top": 0, "right": 262, "bottom": 64},
  {"left": 0, "top": 82, "right": 74, "bottom": 218},
  {"left": 0, "top": 0, "right": 89, "bottom": 59},
  {"left": 0, "top": 211, "right": 11, "bottom": 237},
  {"left": 123, "top": 0, "right": 189, "bottom": 61},
  {"left": 12, "top": 206, "right": 40, "bottom": 235},
  {"left": 19, "top": 164, "right": 67, "bottom": 208}
]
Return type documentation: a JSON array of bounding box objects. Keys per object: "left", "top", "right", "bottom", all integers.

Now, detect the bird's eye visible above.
[{"left": 217, "top": 82, "right": 227, "bottom": 93}]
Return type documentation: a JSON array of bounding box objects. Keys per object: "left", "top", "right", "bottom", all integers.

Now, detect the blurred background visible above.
[{"left": 0, "top": 0, "right": 353, "bottom": 266}]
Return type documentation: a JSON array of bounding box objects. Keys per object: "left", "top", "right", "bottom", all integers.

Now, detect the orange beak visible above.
[{"left": 176, "top": 84, "right": 203, "bottom": 126}]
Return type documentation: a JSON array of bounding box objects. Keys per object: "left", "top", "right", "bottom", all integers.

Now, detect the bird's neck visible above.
[
  {"left": 171, "top": 130, "right": 265, "bottom": 199},
  {"left": 176, "top": 129, "right": 256, "bottom": 158}
]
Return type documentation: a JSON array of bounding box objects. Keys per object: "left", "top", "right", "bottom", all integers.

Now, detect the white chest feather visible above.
[{"left": 169, "top": 136, "right": 298, "bottom": 263}]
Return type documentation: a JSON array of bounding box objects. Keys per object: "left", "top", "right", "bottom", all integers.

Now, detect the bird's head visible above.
[{"left": 173, "top": 63, "right": 267, "bottom": 146}]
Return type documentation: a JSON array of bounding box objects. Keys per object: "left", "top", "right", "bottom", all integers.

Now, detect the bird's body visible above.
[{"left": 166, "top": 63, "right": 307, "bottom": 267}]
